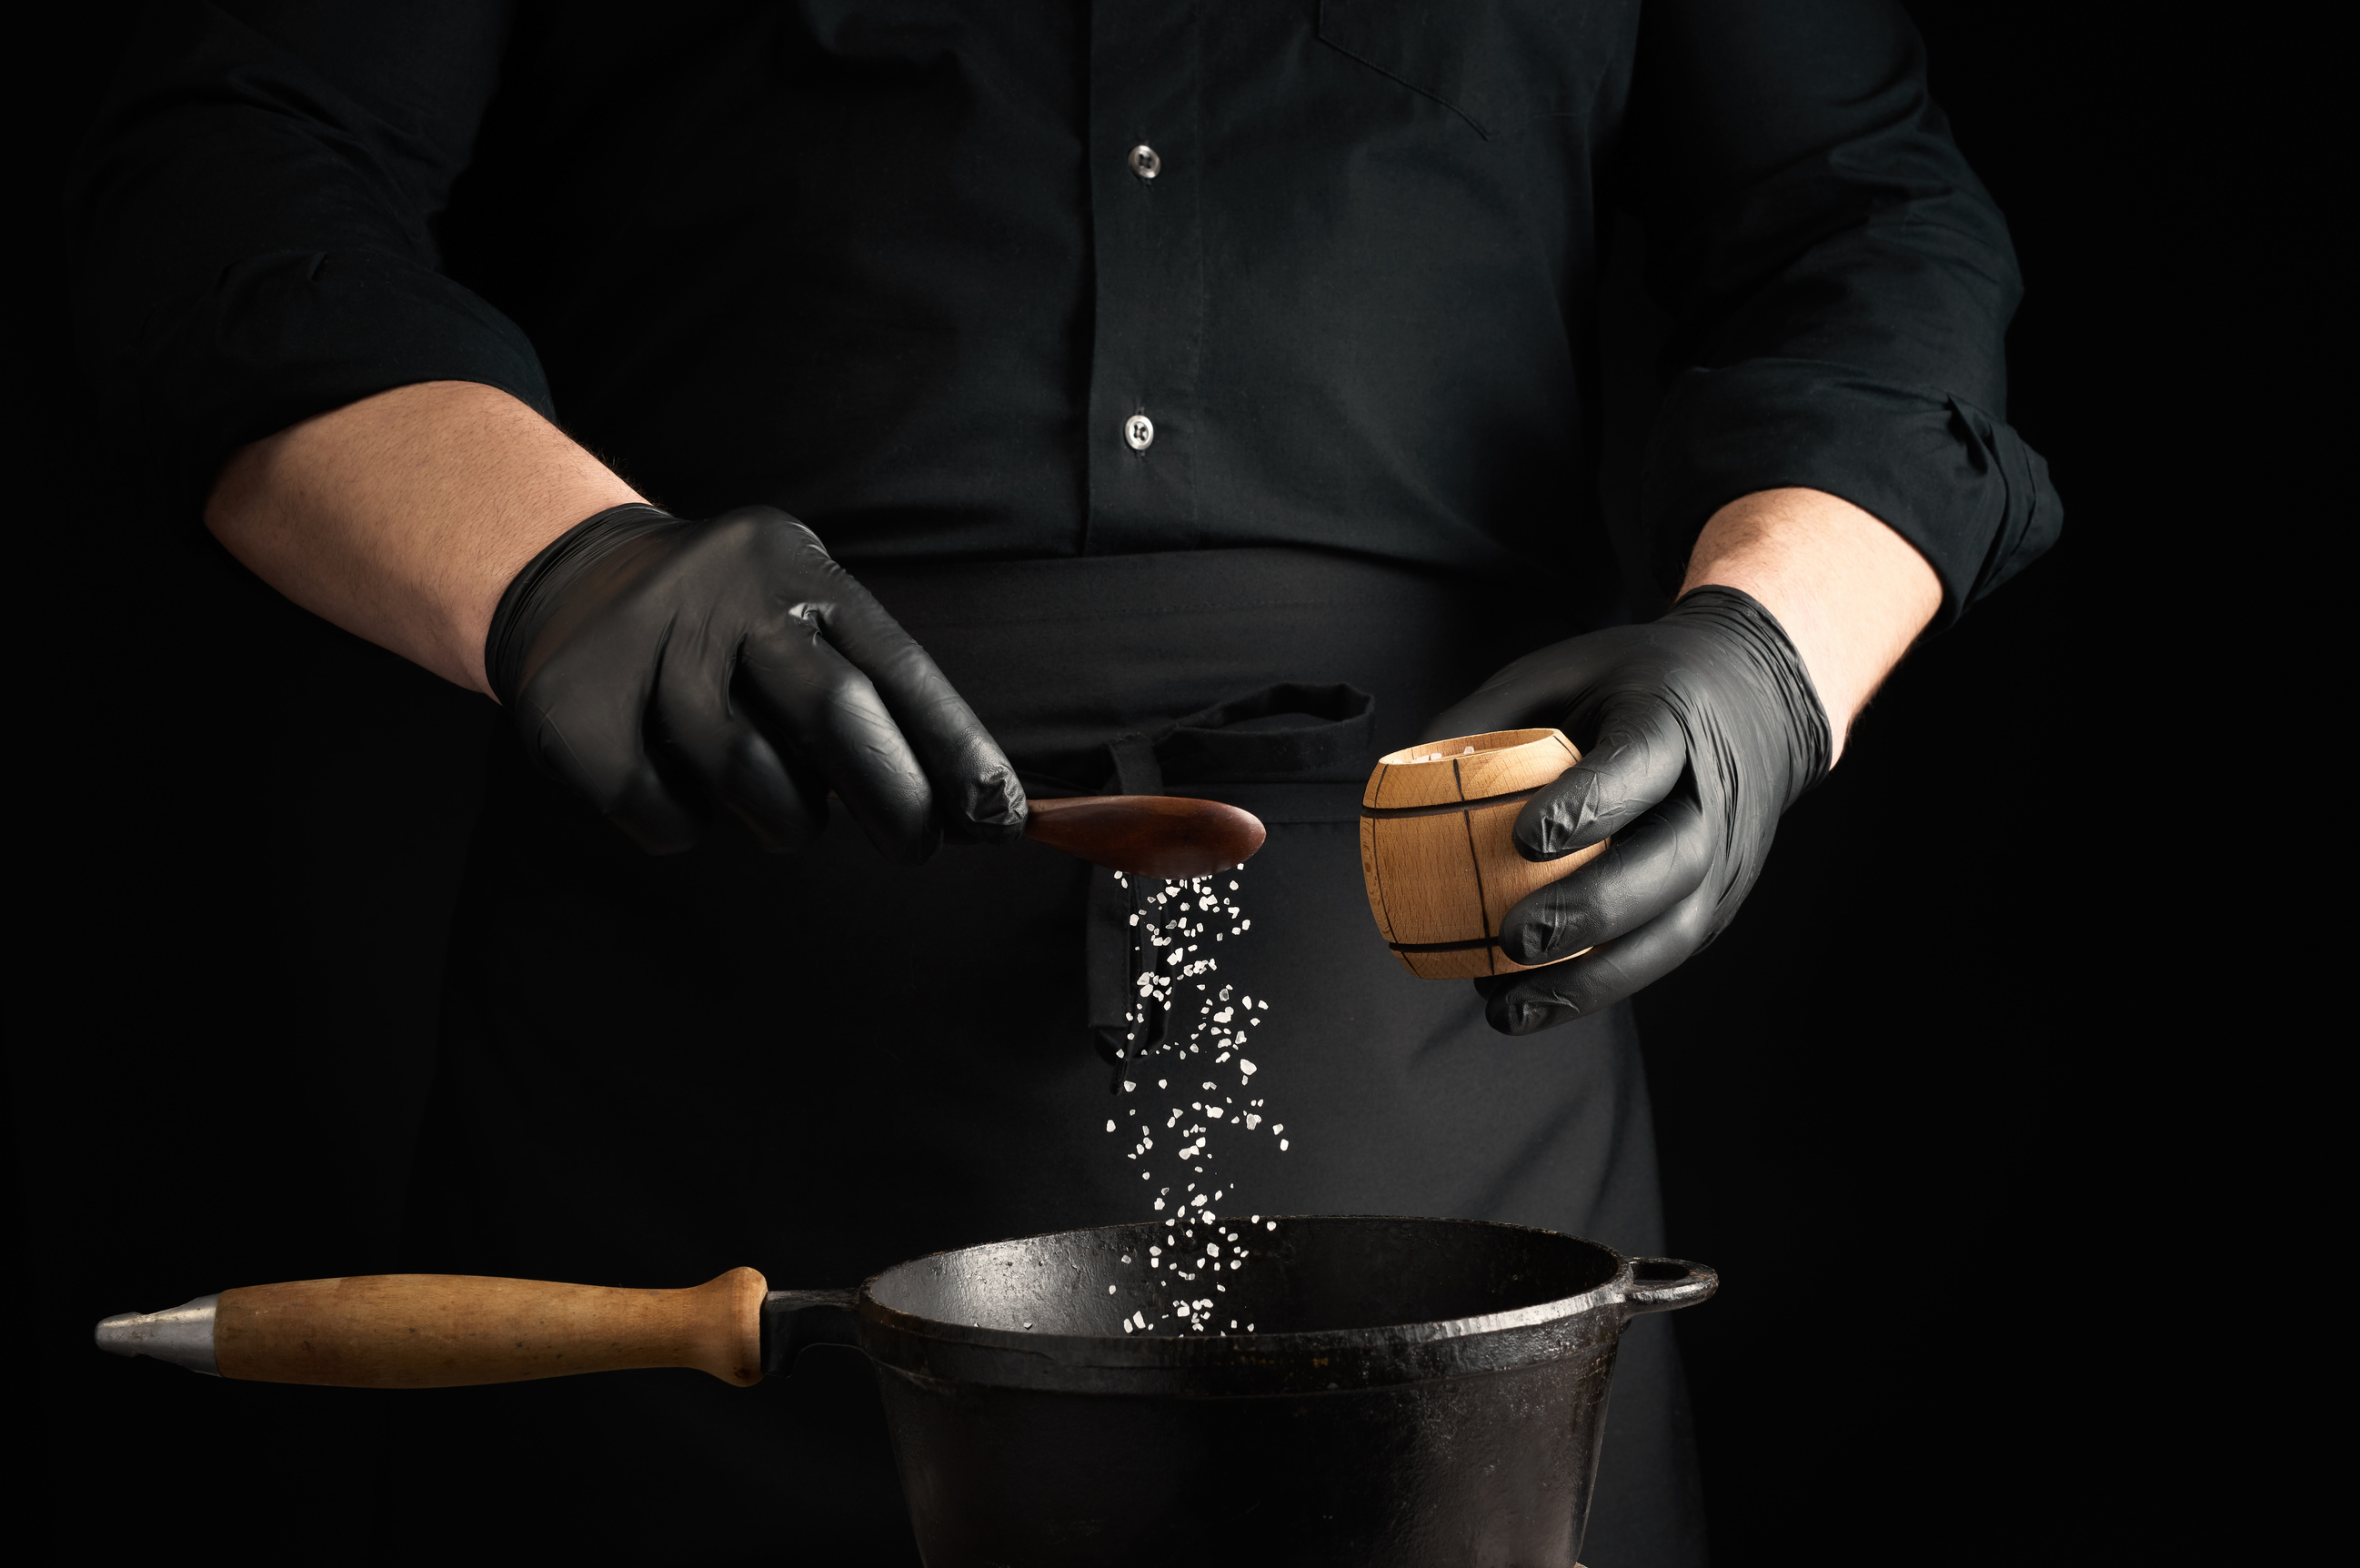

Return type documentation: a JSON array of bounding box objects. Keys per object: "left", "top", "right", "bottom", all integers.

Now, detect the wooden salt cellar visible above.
[{"left": 1360, "top": 729, "right": 1607, "bottom": 979}]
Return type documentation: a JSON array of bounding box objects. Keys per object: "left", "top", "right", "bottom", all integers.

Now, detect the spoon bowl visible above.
[{"left": 1023, "top": 795, "right": 1266, "bottom": 880}]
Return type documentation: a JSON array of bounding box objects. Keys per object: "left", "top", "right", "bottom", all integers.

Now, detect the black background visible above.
[{"left": 5, "top": 4, "right": 2293, "bottom": 1561}]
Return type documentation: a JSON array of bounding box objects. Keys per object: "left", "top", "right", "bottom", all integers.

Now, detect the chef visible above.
[{"left": 71, "top": 1, "right": 2055, "bottom": 1561}]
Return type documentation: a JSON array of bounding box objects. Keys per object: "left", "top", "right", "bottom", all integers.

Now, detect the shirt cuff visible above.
[
  {"left": 1639, "top": 357, "right": 2063, "bottom": 628},
  {"left": 125, "top": 246, "right": 555, "bottom": 506}
]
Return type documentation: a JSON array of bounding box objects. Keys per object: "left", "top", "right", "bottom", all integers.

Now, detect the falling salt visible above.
[{"left": 1090, "top": 869, "right": 1296, "bottom": 1333}]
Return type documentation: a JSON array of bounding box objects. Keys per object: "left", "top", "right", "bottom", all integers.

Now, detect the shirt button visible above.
[
  {"left": 1124, "top": 413, "right": 1156, "bottom": 451},
  {"left": 1129, "top": 144, "right": 1161, "bottom": 181}
]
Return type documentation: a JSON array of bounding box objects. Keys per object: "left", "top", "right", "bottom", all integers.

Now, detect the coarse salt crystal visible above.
[{"left": 1106, "top": 1119, "right": 1116, "bottom": 1132}]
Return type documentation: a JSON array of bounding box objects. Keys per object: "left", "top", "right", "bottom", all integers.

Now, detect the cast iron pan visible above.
[{"left": 98, "top": 1215, "right": 1713, "bottom": 1565}]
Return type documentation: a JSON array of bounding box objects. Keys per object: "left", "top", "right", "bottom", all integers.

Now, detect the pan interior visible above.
[{"left": 869, "top": 1215, "right": 1618, "bottom": 1339}]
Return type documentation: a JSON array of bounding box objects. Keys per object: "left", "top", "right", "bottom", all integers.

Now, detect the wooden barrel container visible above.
[{"left": 1359, "top": 729, "right": 1608, "bottom": 980}]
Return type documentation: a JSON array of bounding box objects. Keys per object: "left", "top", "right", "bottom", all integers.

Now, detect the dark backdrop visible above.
[{"left": 6, "top": 5, "right": 2272, "bottom": 1561}]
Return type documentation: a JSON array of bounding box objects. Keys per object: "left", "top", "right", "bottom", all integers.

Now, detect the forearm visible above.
[
  {"left": 1680, "top": 487, "right": 1941, "bottom": 762},
  {"left": 205, "top": 382, "right": 642, "bottom": 696}
]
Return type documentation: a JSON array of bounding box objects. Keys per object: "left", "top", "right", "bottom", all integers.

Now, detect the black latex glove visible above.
[
  {"left": 1423, "top": 586, "right": 1834, "bottom": 1034},
  {"left": 484, "top": 503, "right": 1025, "bottom": 859}
]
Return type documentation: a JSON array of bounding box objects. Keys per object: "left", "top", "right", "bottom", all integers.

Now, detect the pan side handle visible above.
[
  {"left": 1617, "top": 1257, "right": 1719, "bottom": 1315},
  {"left": 149, "top": 1268, "right": 772, "bottom": 1388},
  {"left": 762, "top": 1288, "right": 860, "bottom": 1375}
]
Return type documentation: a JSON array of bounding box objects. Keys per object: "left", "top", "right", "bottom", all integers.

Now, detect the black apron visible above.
[{"left": 391, "top": 548, "right": 1702, "bottom": 1565}]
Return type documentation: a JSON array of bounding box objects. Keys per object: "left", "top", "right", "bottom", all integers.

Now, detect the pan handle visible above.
[
  {"left": 95, "top": 1269, "right": 769, "bottom": 1388},
  {"left": 761, "top": 1288, "right": 860, "bottom": 1375},
  {"left": 1618, "top": 1257, "right": 1719, "bottom": 1315}
]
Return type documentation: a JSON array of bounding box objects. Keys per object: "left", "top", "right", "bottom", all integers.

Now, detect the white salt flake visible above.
[{"left": 1106, "top": 1119, "right": 1117, "bottom": 1132}]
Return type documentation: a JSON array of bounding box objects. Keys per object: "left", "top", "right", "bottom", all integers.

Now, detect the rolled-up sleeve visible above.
[
  {"left": 67, "top": 0, "right": 545, "bottom": 505},
  {"left": 1625, "top": 0, "right": 2060, "bottom": 623}
]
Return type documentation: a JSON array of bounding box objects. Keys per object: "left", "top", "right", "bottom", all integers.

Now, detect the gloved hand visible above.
[
  {"left": 1422, "top": 586, "right": 1833, "bottom": 1034},
  {"left": 484, "top": 503, "right": 1025, "bottom": 859}
]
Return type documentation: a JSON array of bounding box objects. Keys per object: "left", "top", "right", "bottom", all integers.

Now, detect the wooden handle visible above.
[{"left": 213, "top": 1267, "right": 768, "bottom": 1389}]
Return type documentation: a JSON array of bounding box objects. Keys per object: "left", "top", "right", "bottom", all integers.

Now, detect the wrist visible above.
[
  {"left": 1679, "top": 487, "right": 1941, "bottom": 762},
  {"left": 1663, "top": 586, "right": 1833, "bottom": 804},
  {"left": 484, "top": 504, "right": 682, "bottom": 706}
]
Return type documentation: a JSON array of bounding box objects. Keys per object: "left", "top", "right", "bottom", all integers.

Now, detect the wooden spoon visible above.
[{"left": 1025, "top": 795, "right": 1267, "bottom": 880}]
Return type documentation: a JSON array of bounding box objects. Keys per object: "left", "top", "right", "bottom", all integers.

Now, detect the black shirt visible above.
[{"left": 70, "top": 0, "right": 2057, "bottom": 624}]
